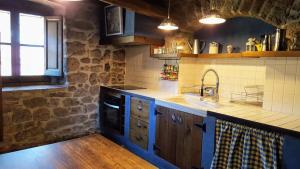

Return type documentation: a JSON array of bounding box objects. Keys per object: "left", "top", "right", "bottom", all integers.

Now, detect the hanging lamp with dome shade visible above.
[
  {"left": 199, "top": 0, "right": 226, "bottom": 25},
  {"left": 158, "top": 0, "right": 179, "bottom": 31}
]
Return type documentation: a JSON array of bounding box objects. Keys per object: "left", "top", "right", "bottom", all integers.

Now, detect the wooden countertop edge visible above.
[{"left": 207, "top": 111, "right": 300, "bottom": 138}]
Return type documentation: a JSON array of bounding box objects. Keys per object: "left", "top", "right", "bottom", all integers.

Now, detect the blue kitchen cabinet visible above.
[
  {"left": 124, "top": 95, "right": 177, "bottom": 169},
  {"left": 282, "top": 135, "right": 300, "bottom": 169},
  {"left": 201, "top": 116, "right": 216, "bottom": 169}
]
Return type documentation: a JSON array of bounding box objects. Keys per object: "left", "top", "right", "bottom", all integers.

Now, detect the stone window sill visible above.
[{"left": 2, "top": 84, "right": 68, "bottom": 92}]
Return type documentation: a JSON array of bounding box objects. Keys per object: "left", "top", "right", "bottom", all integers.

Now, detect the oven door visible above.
[{"left": 101, "top": 92, "right": 124, "bottom": 135}]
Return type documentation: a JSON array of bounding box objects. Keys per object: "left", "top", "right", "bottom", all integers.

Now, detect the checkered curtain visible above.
[{"left": 210, "top": 120, "right": 283, "bottom": 169}]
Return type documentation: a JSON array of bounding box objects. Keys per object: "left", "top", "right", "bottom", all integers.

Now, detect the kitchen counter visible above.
[{"left": 102, "top": 85, "right": 300, "bottom": 137}]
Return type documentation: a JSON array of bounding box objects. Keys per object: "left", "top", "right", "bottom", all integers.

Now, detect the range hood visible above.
[{"left": 100, "top": 9, "right": 165, "bottom": 46}]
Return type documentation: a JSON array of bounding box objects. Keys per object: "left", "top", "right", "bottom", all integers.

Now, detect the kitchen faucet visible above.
[{"left": 200, "top": 69, "right": 219, "bottom": 102}]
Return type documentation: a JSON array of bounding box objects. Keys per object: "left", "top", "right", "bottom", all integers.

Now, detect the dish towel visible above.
[{"left": 210, "top": 120, "right": 283, "bottom": 169}]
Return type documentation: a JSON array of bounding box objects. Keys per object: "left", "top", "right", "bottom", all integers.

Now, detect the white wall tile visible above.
[{"left": 125, "top": 45, "right": 300, "bottom": 115}]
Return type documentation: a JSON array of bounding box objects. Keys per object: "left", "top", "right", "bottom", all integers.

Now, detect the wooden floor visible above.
[{"left": 0, "top": 134, "right": 157, "bottom": 169}]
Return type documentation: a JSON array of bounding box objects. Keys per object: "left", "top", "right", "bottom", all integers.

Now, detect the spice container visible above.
[{"left": 160, "top": 63, "right": 179, "bottom": 81}]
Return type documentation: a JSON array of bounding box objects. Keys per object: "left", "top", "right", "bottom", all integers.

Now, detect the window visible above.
[
  {"left": 20, "top": 13, "right": 45, "bottom": 76},
  {"left": 0, "top": 10, "right": 12, "bottom": 76},
  {"left": 0, "top": 9, "right": 63, "bottom": 85}
]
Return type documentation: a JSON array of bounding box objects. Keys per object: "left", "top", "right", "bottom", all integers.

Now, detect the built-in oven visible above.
[{"left": 100, "top": 88, "right": 125, "bottom": 135}]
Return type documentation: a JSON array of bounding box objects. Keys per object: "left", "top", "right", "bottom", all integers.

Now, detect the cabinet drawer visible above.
[
  {"left": 130, "top": 97, "right": 149, "bottom": 122},
  {"left": 130, "top": 117, "right": 148, "bottom": 150}
]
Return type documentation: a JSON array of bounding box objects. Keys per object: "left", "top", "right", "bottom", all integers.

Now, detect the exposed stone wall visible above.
[{"left": 0, "top": 2, "right": 125, "bottom": 152}]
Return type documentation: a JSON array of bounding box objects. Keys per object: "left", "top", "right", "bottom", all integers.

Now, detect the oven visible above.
[{"left": 100, "top": 88, "right": 125, "bottom": 135}]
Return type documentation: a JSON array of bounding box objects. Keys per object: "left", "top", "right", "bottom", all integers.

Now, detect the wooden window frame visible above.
[{"left": 0, "top": 2, "right": 63, "bottom": 87}]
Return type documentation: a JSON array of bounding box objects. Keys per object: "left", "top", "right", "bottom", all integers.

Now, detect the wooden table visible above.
[{"left": 0, "top": 134, "right": 157, "bottom": 169}]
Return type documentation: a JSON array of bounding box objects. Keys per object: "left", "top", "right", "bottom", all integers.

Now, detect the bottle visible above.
[
  {"left": 273, "top": 28, "right": 286, "bottom": 51},
  {"left": 262, "top": 35, "right": 268, "bottom": 51}
]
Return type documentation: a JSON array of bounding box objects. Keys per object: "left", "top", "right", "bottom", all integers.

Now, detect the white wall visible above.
[
  {"left": 125, "top": 45, "right": 178, "bottom": 94},
  {"left": 178, "top": 57, "right": 266, "bottom": 98},
  {"left": 263, "top": 57, "right": 300, "bottom": 114},
  {"left": 178, "top": 57, "right": 300, "bottom": 114}
]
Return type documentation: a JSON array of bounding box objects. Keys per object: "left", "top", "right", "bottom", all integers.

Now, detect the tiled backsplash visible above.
[
  {"left": 264, "top": 57, "right": 300, "bottom": 114},
  {"left": 178, "top": 57, "right": 266, "bottom": 99},
  {"left": 125, "top": 46, "right": 178, "bottom": 94},
  {"left": 179, "top": 57, "right": 300, "bottom": 114},
  {"left": 124, "top": 45, "right": 300, "bottom": 114}
]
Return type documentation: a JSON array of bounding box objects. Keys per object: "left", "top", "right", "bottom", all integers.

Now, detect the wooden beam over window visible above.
[{"left": 99, "top": 0, "right": 166, "bottom": 18}]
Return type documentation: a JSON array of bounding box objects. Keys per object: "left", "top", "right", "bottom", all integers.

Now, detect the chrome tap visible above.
[{"left": 200, "top": 69, "right": 219, "bottom": 102}]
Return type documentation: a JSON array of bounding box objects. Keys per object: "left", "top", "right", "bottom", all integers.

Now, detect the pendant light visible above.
[
  {"left": 199, "top": 0, "right": 226, "bottom": 25},
  {"left": 158, "top": 0, "right": 179, "bottom": 31}
]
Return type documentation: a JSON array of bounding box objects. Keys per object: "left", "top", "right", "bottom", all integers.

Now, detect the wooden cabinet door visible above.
[
  {"left": 175, "top": 111, "right": 187, "bottom": 169},
  {"left": 155, "top": 106, "right": 173, "bottom": 163},
  {"left": 184, "top": 113, "right": 203, "bottom": 169},
  {"left": 155, "top": 106, "right": 204, "bottom": 169}
]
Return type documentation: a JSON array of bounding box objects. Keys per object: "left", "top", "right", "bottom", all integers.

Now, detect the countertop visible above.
[{"left": 102, "top": 85, "right": 300, "bottom": 137}]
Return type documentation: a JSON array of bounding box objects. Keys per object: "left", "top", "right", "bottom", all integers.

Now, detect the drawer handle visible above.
[
  {"left": 103, "top": 102, "right": 119, "bottom": 109},
  {"left": 137, "top": 100, "right": 143, "bottom": 111},
  {"left": 137, "top": 105, "right": 143, "bottom": 111},
  {"left": 135, "top": 136, "right": 143, "bottom": 141},
  {"left": 177, "top": 115, "right": 183, "bottom": 124},
  {"left": 171, "top": 114, "right": 177, "bottom": 123},
  {"left": 137, "top": 121, "right": 142, "bottom": 128}
]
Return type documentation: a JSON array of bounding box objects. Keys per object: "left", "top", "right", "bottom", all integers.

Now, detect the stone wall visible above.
[{"left": 0, "top": 2, "right": 125, "bottom": 152}]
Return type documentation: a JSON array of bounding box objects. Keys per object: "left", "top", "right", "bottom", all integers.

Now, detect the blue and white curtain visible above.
[{"left": 211, "top": 120, "right": 283, "bottom": 169}]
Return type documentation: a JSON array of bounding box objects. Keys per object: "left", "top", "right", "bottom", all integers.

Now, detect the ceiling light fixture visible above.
[
  {"left": 158, "top": 0, "right": 178, "bottom": 31},
  {"left": 199, "top": 1, "right": 226, "bottom": 25}
]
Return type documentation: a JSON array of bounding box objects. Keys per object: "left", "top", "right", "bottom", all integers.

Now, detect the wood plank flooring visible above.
[{"left": 0, "top": 134, "right": 157, "bottom": 169}]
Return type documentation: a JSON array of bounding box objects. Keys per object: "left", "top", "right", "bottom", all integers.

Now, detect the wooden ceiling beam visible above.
[{"left": 99, "top": 0, "right": 166, "bottom": 18}]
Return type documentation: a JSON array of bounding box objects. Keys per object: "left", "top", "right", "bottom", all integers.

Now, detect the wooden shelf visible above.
[
  {"left": 179, "top": 51, "right": 300, "bottom": 59},
  {"left": 179, "top": 53, "right": 241, "bottom": 58},
  {"left": 151, "top": 53, "right": 180, "bottom": 60},
  {"left": 242, "top": 51, "right": 300, "bottom": 58}
]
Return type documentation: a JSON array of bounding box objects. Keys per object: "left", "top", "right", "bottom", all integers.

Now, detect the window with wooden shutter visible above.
[
  {"left": 45, "top": 16, "right": 63, "bottom": 77},
  {"left": 0, "top": 4, "right": 64, "bottom": 86}
]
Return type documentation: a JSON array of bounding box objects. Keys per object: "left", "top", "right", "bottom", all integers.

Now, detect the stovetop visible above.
[{"left": 109, "top": 85, "right": 146, "bottom": 90}]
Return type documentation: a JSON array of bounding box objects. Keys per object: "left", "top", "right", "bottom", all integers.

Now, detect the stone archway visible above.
[{"left": 166, "top": 0, "right": 300, "bottom": 38}]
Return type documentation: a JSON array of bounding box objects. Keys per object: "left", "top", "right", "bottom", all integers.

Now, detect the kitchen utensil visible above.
[
  {"left": 246, "top": 38, "right": 256, "bottom": 51},
  {"left": 209, "top": 42, "right": 219, "bottom": 54},
  {"left": 287, "top": 37, "right": 298, "bottom": 51},
  {"left": 227, "top": 45, "right": 233, "bottom": 53},
  {"left": 187, "top": 39, "right": 206, "bottom": 54},
  {"left": 262, "top": 35, "right": 268, "bottom": 51},
  {"left": 273, "top": 28, "right": 286, "bottom": 51}
]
